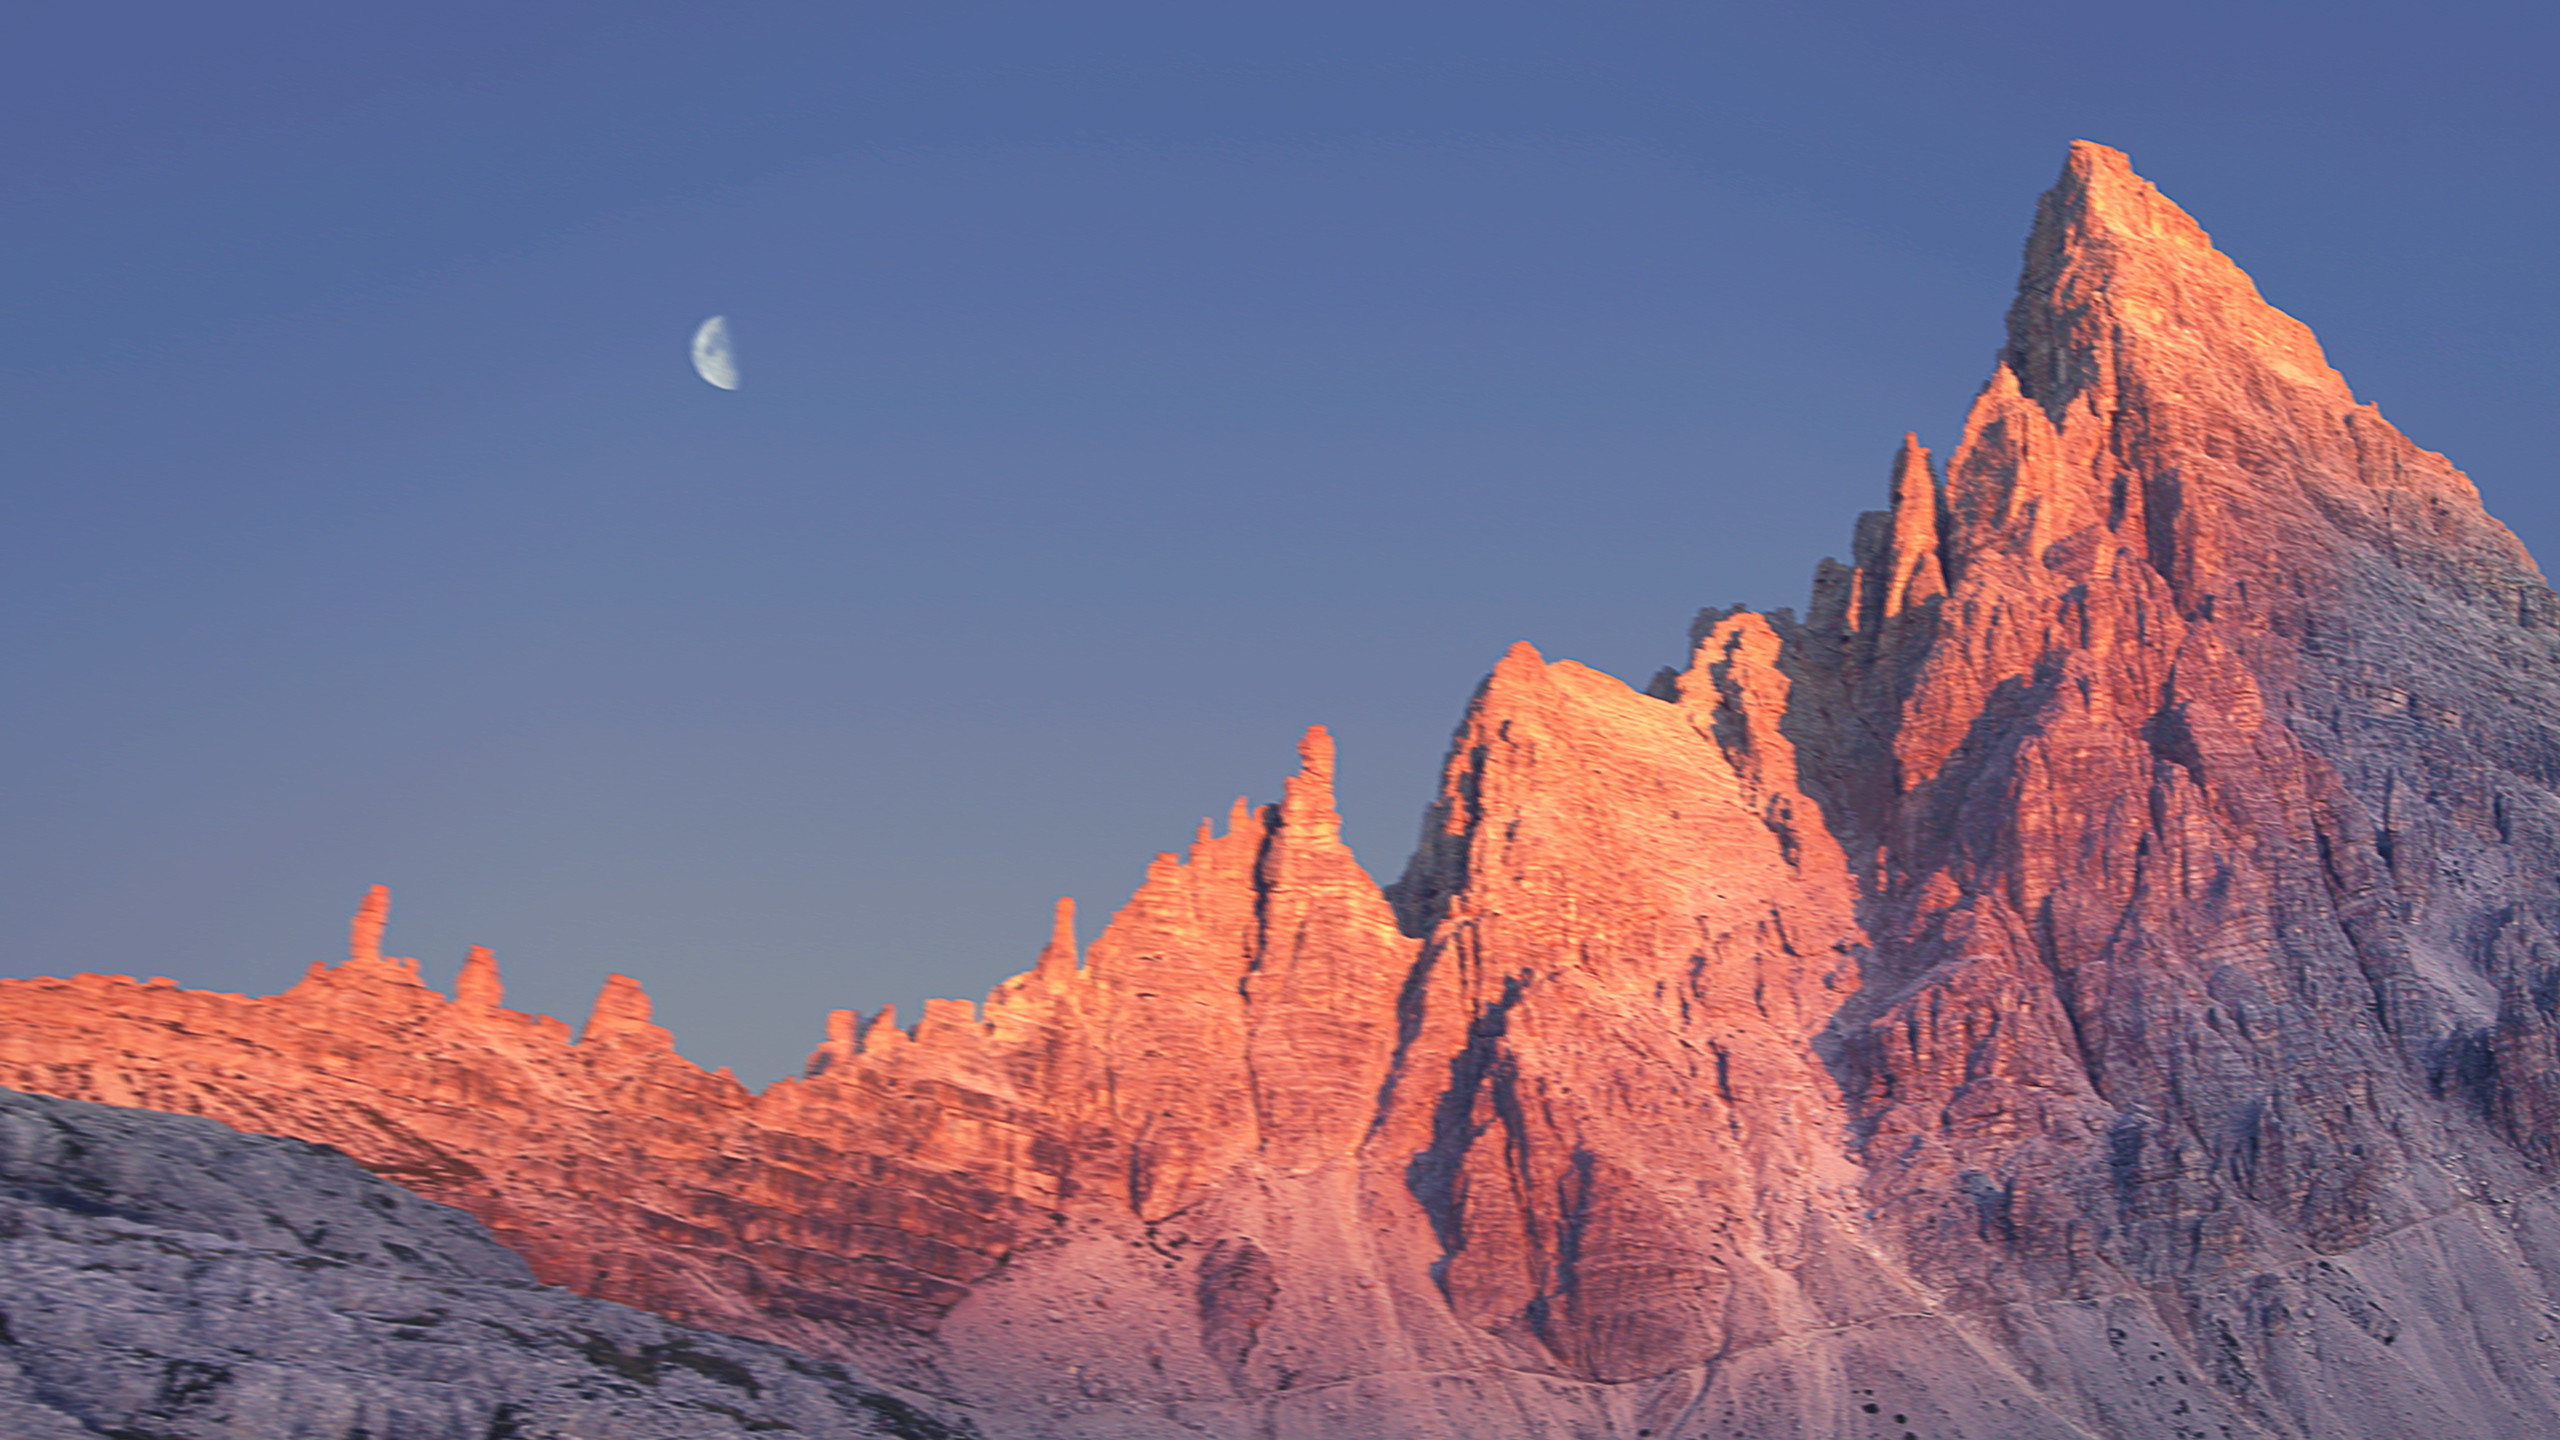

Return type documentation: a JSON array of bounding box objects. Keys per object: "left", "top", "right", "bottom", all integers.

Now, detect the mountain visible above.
[
  {"left": 0, "top": 1086, "right": 970, "bottom": 1439},
  {"left": 10, "top": 142, "right": 2560, "bottom": 1438}
]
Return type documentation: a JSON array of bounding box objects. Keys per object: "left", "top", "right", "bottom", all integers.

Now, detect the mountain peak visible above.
[
  {"left": 11, "top": 144, "right": 2560, "bottom": 1440},
  {"left": 2031, "top": 140, "right": 2216, "bottom": 270},
  {"left": 2002, "top": 142, "right": 2344, "bottom": 422}
]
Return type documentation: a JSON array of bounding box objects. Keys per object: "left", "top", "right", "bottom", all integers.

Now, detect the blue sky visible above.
[{"left": 4, "top": 2, "right": 2554, "bottom": 1082}]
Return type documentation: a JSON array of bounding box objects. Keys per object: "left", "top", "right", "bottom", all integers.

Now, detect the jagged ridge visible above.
[{"left": 9, "top": 143, "right": 2560, "bottom": 1439}]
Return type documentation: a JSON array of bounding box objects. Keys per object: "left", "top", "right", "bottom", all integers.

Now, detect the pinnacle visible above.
[
  {"left": 1295, "top": 724, "right": 1335, "bottom": 786},
  {"left": 581, "top": 972, "right": 670, "bottom": 1050},
  {"left": 1037, "top": 896, "right": 1079, "bottom": 976},
  {"left": 1890, "top": 433, "right": 1930, "bottom": 500},
  {"left": 455, "top": 944, "right": 504, "bottom": 1008},
  {"left": 349, "top": 884, "right": 391, "bottom": 967},
  {"left": 1277, "top": 724, "right": 1343, "bottom": 842},
  {"left": 1881, "top": 436, "right": 1944, "bottom": 617}
]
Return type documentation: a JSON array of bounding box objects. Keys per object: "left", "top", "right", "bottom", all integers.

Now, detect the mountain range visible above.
[{"left": 9, "top": 142, "right": 2560, "bottom": 1439}]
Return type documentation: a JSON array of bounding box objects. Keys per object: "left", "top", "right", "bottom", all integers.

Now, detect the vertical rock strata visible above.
[
  {"left": 9, "top": 144, "right": 2560, "bottom": 1437},
  {"left": 1379, "top": 632, "right": 1873, "bottom": 1385},
  {"left": 1767, "top": 143, "right": 2560, "bottom": 1437}
]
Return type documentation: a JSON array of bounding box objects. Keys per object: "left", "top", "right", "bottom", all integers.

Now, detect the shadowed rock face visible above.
[
  {"left": 0, "top": 1087, "right": 971, "bottom": 1439},
  {"left": 11, "top": 144, "right": 2560, "bottom": 1438}
]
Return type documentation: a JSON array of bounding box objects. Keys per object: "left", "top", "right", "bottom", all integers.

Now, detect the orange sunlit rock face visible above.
[
  {"left": 13, "top": 145, "right": 2560, "bottom": 1437},
  {"left": 0, "top": 895, "right": 1027, "bottom": 1360},
  {"left": 0, "top": 733, "right": 1424, "bottom": 1379}
]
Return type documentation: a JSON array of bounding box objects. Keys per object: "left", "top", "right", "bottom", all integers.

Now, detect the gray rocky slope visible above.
[{"left": 0, "top": 1085, "right": 975, "bottom": 1440}]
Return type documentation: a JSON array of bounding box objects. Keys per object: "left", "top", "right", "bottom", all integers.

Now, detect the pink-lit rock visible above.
[{"left": 12, "top": 145, "right": 2560, "bottom": 1438}]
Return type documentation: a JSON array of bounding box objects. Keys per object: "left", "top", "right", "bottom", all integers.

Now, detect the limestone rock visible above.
[
  {"left": 1793, "top": 141, "right": 2560, "bottom": 1309},
  {"left": 11, "top": 144, "right": 2560, "bottom": 1437},
  {"left": 0, "top": 1085, "right": 972, "bottom": 1439}
]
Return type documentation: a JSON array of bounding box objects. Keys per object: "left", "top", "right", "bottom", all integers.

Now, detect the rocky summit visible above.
[{"left": 9, "top": 143, "right": 2560, "bottom": 1438}]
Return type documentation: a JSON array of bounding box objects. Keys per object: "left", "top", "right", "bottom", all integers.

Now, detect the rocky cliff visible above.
[
  {"left": 9, "top": 143, "right": 2560, "bottom": 1438},
  {"left": 0, "top": 1085, "right": 971, "bottom": 1438}
]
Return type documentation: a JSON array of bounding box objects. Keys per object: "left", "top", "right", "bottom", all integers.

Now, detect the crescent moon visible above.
[{"left": 690, "top": 315, "right": 739, "bottom": 390}]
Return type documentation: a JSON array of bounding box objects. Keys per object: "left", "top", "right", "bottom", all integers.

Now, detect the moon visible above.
[{"left": 690, "top": 315, "right": 739, "bottom": 390}]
